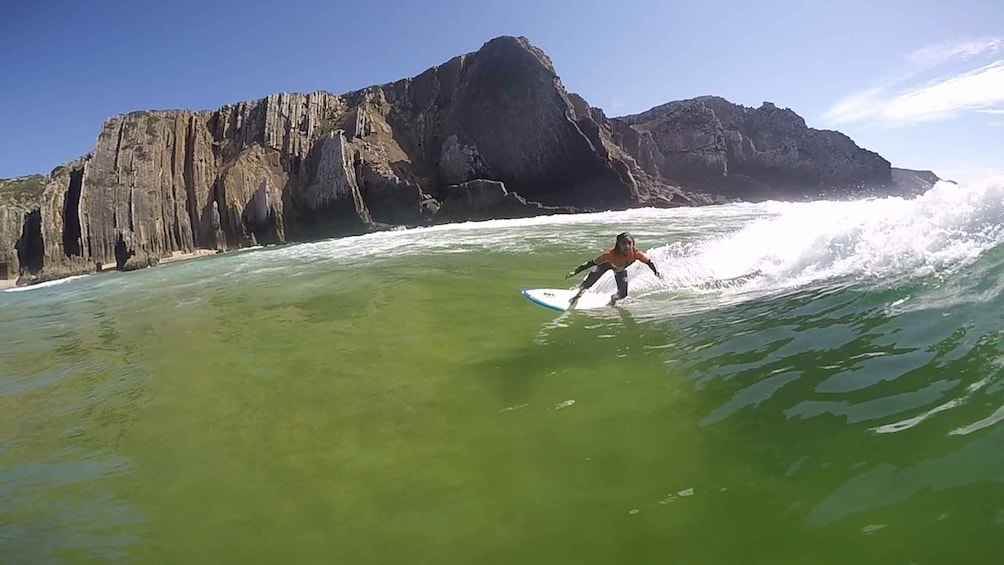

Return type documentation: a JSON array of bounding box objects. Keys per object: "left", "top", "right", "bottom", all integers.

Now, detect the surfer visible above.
[{"left": 565, "top": 232, "right": 661, "bottom": 307}]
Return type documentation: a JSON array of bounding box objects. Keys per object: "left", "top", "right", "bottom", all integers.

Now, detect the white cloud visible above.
[
  {"left": 822, "top": 37, "right": 1004, "bottom": 126},
  {"left": 820, "top": 87, "right": 885, "bottom": 124},
  {"left": 905, "top": 37, "right": 1004, "bottom": 69},
  {"left": 882, "top": 62, "right": 1004, "bottom": 122}
]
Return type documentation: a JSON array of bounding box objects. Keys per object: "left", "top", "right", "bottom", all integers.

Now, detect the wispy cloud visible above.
[
  {"left": 822, "top": 37, "right": 1004, "bottom": 126},
  {"left": 882, "top": 62, "right": 1004, "bottom": 122},
  {"left": 905, "top": 37, "right": 1004, "bottom": 69}
]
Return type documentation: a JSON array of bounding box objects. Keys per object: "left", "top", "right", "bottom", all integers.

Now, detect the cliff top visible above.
[{"left": 0, "top": 175, "right": 46, "bottom": 209}]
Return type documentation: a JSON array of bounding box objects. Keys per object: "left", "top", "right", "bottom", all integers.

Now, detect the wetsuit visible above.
[{"left": 569, "top": 247, "right": 659, "bottom": 300}]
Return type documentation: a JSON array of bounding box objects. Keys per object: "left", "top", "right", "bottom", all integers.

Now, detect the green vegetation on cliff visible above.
[{"left": 0, "top": 175, "right": 45, "bottom": 209}]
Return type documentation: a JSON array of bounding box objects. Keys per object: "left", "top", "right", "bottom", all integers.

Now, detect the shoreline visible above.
[
  {"left": 2, "top": 248, "right": 219, "bottom": 291},
  {"left": 93, "top": 248, "right": 218, "bottom": 272},
  {"left": 158, "top": 248, "right": 218, "bottom": 265}
]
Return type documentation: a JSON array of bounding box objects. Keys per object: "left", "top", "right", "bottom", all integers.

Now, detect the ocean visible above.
[{"left": 2, "top": 178, "right": 1002, "bottom": 564}]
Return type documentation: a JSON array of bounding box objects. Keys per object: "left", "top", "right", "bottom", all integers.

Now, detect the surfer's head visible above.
[{"left": 615, "top": 232, "right": 635, "bottom": 254}]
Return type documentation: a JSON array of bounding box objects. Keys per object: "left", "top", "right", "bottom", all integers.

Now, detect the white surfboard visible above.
[{"left": 520, "top": 287, "right": 613, "bottom": 312}]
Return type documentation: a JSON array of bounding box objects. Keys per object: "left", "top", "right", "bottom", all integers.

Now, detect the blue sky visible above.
[{"left": 2, "top": 0, "right": 1002, "bottom": 183}]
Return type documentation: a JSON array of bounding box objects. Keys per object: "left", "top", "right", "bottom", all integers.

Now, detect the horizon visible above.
[{"left": 2, "top": 0, "right": 1002, "bottom": 183}]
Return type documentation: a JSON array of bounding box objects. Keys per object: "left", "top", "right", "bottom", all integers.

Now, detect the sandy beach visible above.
[
  {"left": 0, "top": 279, "right": 15, "bottom": 290},
  {"left": 159, "top": 249, "right": 217, "bottom": 265}
]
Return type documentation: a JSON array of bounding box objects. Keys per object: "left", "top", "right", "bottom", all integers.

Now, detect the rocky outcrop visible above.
[
  {"left": 566, "top": 97, "right": 723, "bottom": 207},
  {"left": 218, "top": 144, "right": 288, "bottom": 247},
  {"left": 609, "top": 96, "right": 904, "bottom": 201},
  {"left": 291, "top": 130, "right": 372, "bottom": 238},
  {"left": 0, "top": 35, "right": 940, "bottom": 286},
  {"left": 890, "top": 168, "right": 945, "bottom": 196},
  {"left": 0, "top": 175, "right": 45, "bottom": 279},
  {"left": 437, "top": 179, "right": 576, "bottom": 222},
  {"left": 113, "top": 229, "right": 159, "bottom": 271},
  {"left": 0, "top": 207, "right": 23, "bottom": 280}
]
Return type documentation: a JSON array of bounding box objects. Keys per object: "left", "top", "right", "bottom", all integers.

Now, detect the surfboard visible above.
[{"left": 519, "top": 287, "right": 613, "bottom": 312}]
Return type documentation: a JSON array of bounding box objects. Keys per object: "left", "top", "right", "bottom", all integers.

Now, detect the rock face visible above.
[
  {"left": 608, "top": 96, "right": 896, "bottom": 201},
  {"left": 890, "top": 167, "right": 945, "bottom": 196},
  {"left": 0, "top": 35, "right": 940, "bottom": 285},
  {"left": 0, "top": 207, "right": 24, "bottom": 280},
  {"left": 437, "top": 179, "right": 576, "bottom": 222},
  {"left": 0, "top": 175, "right": 46, "bottom": 280}
]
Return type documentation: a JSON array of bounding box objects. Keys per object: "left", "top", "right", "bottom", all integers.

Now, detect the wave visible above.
[
  {"left": 2, "top": 274, "right": 91, "bottom": 293},
  {"left": 599, "top": 179, "right": 1004, "bottom": 303},
  {"left": 9, "top": 178, "right": 1000, "bottom": 309}
]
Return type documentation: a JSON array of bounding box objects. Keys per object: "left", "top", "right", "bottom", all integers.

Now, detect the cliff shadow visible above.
[
  {"left": 61, "top": 167, "right": 84, "bottom": 257},
  {"left": 15, "top": 209, "right": 43, "bottom": 276}
]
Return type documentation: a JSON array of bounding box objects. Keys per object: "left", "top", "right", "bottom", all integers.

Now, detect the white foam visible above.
[
  {"left": 89, "top": 176, "right": 1004, "bottom": 311},
  {"left": 3, "top": 275, "right": 90, "bottom": 293},
  {"left": 949, "top": 404, "right": 1004, "bottom": 436},
  {"left": 591, "top": 179, "right": 1004, "bottom": 305}
]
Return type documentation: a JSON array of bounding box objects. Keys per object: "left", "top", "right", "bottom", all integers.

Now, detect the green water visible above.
[{"left": 2, "top": 185, "right": 1004, "bottom": 563}]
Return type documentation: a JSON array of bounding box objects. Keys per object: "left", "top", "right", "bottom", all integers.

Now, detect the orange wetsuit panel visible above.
[{"left": 594, "top": 248, "right": 649, "bottom": 271}]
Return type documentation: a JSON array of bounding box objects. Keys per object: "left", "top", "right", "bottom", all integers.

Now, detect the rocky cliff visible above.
[
  {"left": 0, "top": 175, "right": 45, "bottom": 280},
  {"left": 0, "top": 35, "right": 940, "bottom": 286},
  {"left": 602, "top": 96, "right": 903, "bottom": 201},
  {"left": 890, "top": 167, "right": 950, "bottom": 195}
]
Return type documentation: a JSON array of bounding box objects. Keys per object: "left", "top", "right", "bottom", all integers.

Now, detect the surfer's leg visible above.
[
  {"left": 609, "top": 270, "right": 628, "bottom": 305},
  {"left": 571, "top": 265, "right": 608, "bottom": 305},
  {"left": 578, "top": 265, "right": 607, "bottom": 292}
]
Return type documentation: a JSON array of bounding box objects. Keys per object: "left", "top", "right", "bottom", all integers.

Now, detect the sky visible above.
[{"left": 2, "top": 0, "right": 1002, "bottom": 183}]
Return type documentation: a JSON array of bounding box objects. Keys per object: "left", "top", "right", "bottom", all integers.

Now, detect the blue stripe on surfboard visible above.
[{"left": 520, "top": 288, "right": 567, "bottom": 312}]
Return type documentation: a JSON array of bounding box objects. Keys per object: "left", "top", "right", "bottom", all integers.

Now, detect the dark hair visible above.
[{"left": 616, "top": 232, "right": 634, "bottom": 245}]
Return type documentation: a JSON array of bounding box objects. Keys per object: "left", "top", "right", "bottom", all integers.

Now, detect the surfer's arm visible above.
[
  {"left": 646, "top": 260, "right": 661, "bottom": 278},
  {"left": 566, "top": 259, "right": 595, "bottom": 279},
  {"left": 638, "top": 252, "right": 661, "bottom": 278}
]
